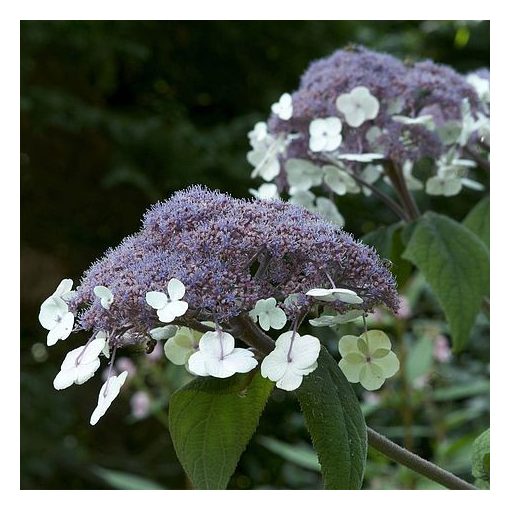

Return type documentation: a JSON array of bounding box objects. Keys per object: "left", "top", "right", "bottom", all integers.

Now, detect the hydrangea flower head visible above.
[
  {"left": 250, "top": 45, "right": 488, "bottom": 215},
  {"left": 68, "top": 186, "right": 399, "bottom": 343}
]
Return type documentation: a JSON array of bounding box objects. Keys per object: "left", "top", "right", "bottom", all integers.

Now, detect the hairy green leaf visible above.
[
  {"left": 296, "top": 348, "right": 367, "bottom": 489},
  {"left": 472, "top": 428, "right": 490, "bottom": 489},
  {"left": 168, "top": 371, "right": 273, "bottom": 489},
  {"left": 464, "top": 197, "right": 489, "bottom": 248},
  {"left": 402, "top": 212, "right": 489, "bottom": 351}
]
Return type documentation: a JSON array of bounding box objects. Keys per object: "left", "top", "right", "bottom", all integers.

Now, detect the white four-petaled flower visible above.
[
  {"left": 249, "top": 298, "right": 287, "bottom": 331},
  {"left": 336, "top": 86, "right": 380, "bottom": 127},
  {"left": 306, "top": 287, "right": 363, "bottom": 304},
  {"left": 187, "top": 330, "right": 257, "bottom": 378},
  {"left": 94, "top": 285, "right": 114, "bottom": 310},
  {"left": 309, "top": 117, "right": 342, "bottom": 152},
  {"left": 271, "top": 93, "right": 293, "bottom": 120},
  {"left": 39, "top": 295, "right": 75, "bottom": 346},
  {"left": 261, "top": 331, "right": 320, "bottom": 391},
  {"left": 146, "top": 278, "right": 189, "bottom": 323},
  {"left": 90, "top": 371, "right": 129, "bottom": 426},
  {"left": 53, "top": 333, "right": 107, "bottom": 390}
]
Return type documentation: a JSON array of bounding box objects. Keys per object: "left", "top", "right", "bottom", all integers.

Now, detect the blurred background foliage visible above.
[{"left": 21, "top": 20, "right": 489, "bottom": 489}]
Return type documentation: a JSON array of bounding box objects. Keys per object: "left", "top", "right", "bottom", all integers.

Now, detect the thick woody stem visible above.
[{"left": 229, "top": 314, "right": 275, "bottom": 355}]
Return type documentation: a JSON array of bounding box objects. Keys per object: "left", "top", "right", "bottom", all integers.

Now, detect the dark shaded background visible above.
[{"left": 21, "top": 21, "right": 489, "bottom": 489}]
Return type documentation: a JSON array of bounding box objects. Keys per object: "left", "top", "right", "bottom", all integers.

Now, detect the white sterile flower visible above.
[
  {"left": 39, "top": 296, "right": 75, "bottom": 346},
  {"left": 247, "top": 135, "right": 285, "bottom": 181},
  {"left": 306, "top": 287, "right": 363, "bottom": 304},
  {"left": 338, "top": 330, "right": 399, "bottom": 391},
  {"left": 337, "top": 153, "right": 385, "bottom": 163},
  {"left": 309, "top": 310, "right": 365, "bottom": 327},
  {"left": 315, "top": 197, "right": 345, "bottom": 227},
  {"left": 426, "top": 151, "right": 476, "bottom": 197},
  {"left": 248, "top": 121, "right": 269, "bottom": 147},
  {"left": 52, "top": 278, "right": 75, "bottom": 301},
  {"left": 90, "top": 371, "right": 128, "bottom": 426},
  {"left": 93, "top": 285, "right": 114, "bottom": 310},
  {"left": 249, "top": 297, "right": 287, "bottom": 331},
  {"left": 285, "top": 159, "right": 323, "bottom": 193},
  {"left": 53, "top": 333, "right": 107, "bottom": 390},
  {"left": 458, "top": 98, "right": 485, "bottom": 147},
  {"left": 146, "top": 278, "right": 189, "bottom": 323},
  {"left": 323, "top": 165, "right": 360, "bottom": 195},
  {"left": 249, "top": 183, "right": 280, "bottom": 200},
  {"left": 261, "top": 331, "right": 320, "bottom": 391},
  {"left": 164, "top": 326, "right": 202, "bottom": 367},
  {"left": 467, "top": 74, "right": 490, "bottom": 104},
  {"left": 402, "top": 160, "right": 423, "bottom": 191},
  {"left": 426, "top": 175, "right": 462, "bottom": 197},
  {"left": 187, "top": 330, "right": 257, "bottom": 378},
  {"left": 309, "top": 117, "right": 342, "bottom": 152},
  {"left": 271, "top": 93, "right": 293, "bottom": 120},
  {"left": 393, "top": 114, "right": 435, "bottom": 130},
  {"left": 149, "top": 325, "right": 178, "bottom": 341},
  {"left": 288, "top": 189, "right": 316, "bottom": 209},
  {"left": 336, "top": 86, "right": 380, "bottom": 127}
]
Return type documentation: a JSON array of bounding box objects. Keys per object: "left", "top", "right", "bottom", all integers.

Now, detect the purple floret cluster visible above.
[
  {"left": 268, "top": 45, "right": 483, "bottom": 167},
  {"left": 70, "top": 186, "right": 399, "bottom": 345}
]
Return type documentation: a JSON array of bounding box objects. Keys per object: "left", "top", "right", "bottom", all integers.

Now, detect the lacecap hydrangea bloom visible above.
[
  {"left": 39, "top": 186, "right": 399, "bottom": 421},
  {"left": 248, "top": 45, "right": 489, "bottom": 222}
]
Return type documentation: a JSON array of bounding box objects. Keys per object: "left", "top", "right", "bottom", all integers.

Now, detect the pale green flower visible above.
[
  {"left": 323, "top": 165, "right": 360, "bottom": 196},
  {"left": 309, "top": 309, "right": 364, "bottom": 327},
  {"left": 164, "top": 327, "right": 203, "bottom": 367},
  {"left": 338, "top": 330, "right": 399, "bottom": 391}
]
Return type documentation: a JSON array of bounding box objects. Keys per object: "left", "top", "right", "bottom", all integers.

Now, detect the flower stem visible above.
[
  {"left": 367, "top": 427, "right": 477, "bottom": 490},
  {"left": 323, "top": 156, "right": 409, "bottom": 221},
  {"left": 384, "top": 162, "right": 421, "bottom": 221}
]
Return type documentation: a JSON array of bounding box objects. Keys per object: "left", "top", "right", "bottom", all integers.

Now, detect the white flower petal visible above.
[
  {"left": 309, "top": 136, "right": 326, "bottom": 153},
  {"left": 221, "top": 348, "right": 258, "bottom": 374},
  {"left": 53, "top": 279, "right": 74, "bottom": 298},
  {"left": 145, "top": 291, "right": 168, "bottom": 310},
  {"left": 74, "top": 359, "right": 101, "bottom": 385},
  {"left": 167, "top": 278, "right": 186, "bottom": 301},
  {"left": 53, "top": 368, "right": 77, "bottom": 390},
  {"left": 261, "top": 349, "right": 288, "bottom": 381},
  {"left": 90, "top": 371, "right": 128, "bottom": 426},
  {"left": 187, "top": 351, "right": 209, "bottom": 376},
  {"left": 289, "top": 335, "right": 320, "bottom": 370},
  {"left": 276, "top": 369, "right": 304, "bottom": 391},
  {"left": 270, "top": 307, "right": 287, "bottom": 330},
  {"left": 39, "top": 296, "right": 68, "bottom": 330},
  {"left": 258, "top": 313, "right": 271, "bottom": 332}
]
